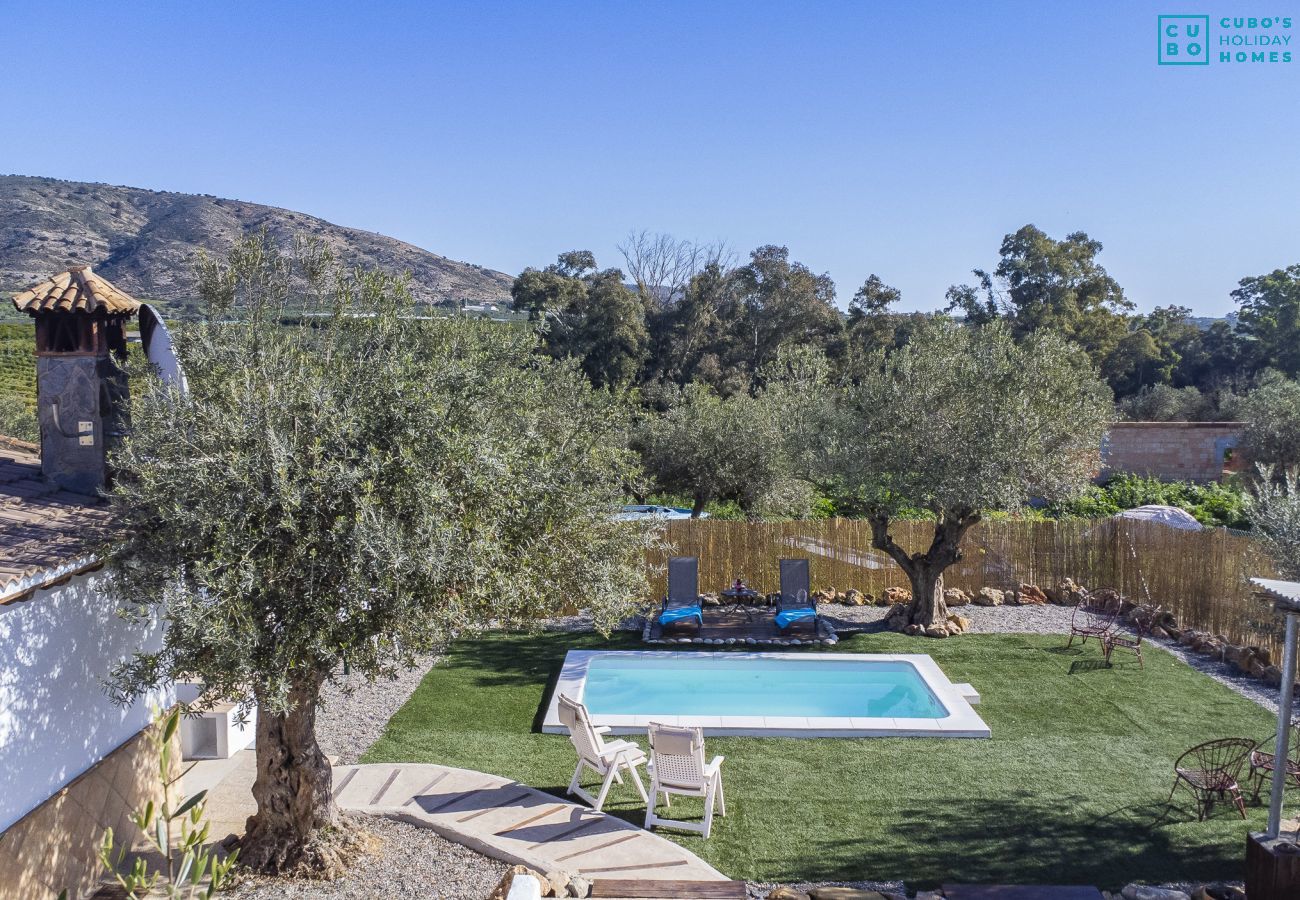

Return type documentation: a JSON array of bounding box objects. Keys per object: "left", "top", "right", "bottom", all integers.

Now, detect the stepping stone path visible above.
[{"left": 332, "top": 763, "right": 727, "bottom": 882}]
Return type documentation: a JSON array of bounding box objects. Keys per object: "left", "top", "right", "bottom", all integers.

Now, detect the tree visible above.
[
  {"left": 1233, "top": 264, "right": 1300, "bottom": 378},
  {"left": 104, "top": 235, "right": 653, "bottom": 874},
  {"left": 1246, "top": 469, "right": 1300, "bottom": 580},
  {"left": 510, "top": 252, "right": 648, "bottom": 388},
  {"left": 842, "top": 275, "right": 903, "bottom": 378},
  {"left": 1239, "top": 375, "right": 1300, "bottom": 470},
  {"left": 731, "top": 245, "right": 843, "bottom": 379},
  {"left": 634, "top": 382, "right": 794, "bottom": 517},
  {"left": 947, "top": 225, "right": 1132, "bottom": 366},
  {"left": 617, "top": 230, "right": 731, "bottom": 311},
  {"left": 826, "top": 320, "right": 1112, "bottom": 628}
]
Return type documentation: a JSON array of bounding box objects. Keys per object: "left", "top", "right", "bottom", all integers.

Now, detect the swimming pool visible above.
[{"left": 542, "top": 650, "right": 990, "bottom": 738}]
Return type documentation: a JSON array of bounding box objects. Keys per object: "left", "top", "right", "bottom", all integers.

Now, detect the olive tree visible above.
[
  {"left": 634, "top": 382, "right": 794, "bottom": 517},
  {"left": 104, "top": 235, "right": 653, "bottom": 875},
  {"left": 1247, "top": 468, "right": 1300, "bottom": 580},
  {"left": 827, "top": 320, "right": 1112, "bottom": 628}
]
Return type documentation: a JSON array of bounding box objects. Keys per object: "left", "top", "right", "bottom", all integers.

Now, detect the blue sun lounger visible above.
[
  {"left": 775, "top": 558, "right": 819, "bottom": 631},
  {"left": 658, "top": 556, "right": 703, "bottom": 631}
]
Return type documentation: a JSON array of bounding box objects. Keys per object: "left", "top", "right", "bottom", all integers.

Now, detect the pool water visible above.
[{"left": 581, "top": 654, "right": 948, "bottom": 720}]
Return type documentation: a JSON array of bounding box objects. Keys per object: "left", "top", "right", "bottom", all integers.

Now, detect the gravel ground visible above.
[
  {"left": 315, "top": 654, "right": 442, "bottom": 765},
  {"left": 822, "top": 601, "right": 1077, "bottom": 634},
  {"left": 227, "top": 815, "right": 507, "bottom": 900}
]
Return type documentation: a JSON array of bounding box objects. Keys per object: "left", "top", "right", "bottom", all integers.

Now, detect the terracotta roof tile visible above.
[
  {"left": 11, "top": 266, "right": 141, "bottom": 316},
  {"left": 0, "top": 441, "right": 113, "bottom": 603}
]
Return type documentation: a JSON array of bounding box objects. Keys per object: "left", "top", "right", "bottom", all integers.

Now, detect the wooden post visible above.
[{"left": 1247, "top": 832, "right": 1300, "bottom": 900}]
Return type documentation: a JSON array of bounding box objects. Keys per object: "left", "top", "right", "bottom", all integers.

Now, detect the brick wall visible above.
[{"left": 1101, "top": 421, "right": 1245, "bottom": 483}]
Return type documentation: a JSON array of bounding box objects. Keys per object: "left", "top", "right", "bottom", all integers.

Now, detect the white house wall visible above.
[{"left": 0, "top": 570, "right": 169, "bottom": 832}]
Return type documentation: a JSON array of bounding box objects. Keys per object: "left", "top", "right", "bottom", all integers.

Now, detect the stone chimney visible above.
[{"left": 11, "top": 266, "right": 140, "bottom": 495}]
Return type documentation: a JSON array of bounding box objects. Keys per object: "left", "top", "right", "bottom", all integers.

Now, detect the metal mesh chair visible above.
[
  {"left": 1066, "top": 591, "right": 1120, "bottom": 649},
  {"left": 1166, "top": 737, "right": 1254, "bottom": 820},
  {"left": 644, "top": 722, "right": 726, "bottom": 837},
  {"left": 1250, "top": 724, "right": 1300, "bottom": 801}
]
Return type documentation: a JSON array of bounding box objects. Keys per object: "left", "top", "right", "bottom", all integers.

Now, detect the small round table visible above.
[{"left": 720, "top": 587, "right": 764, "bottom": 620}]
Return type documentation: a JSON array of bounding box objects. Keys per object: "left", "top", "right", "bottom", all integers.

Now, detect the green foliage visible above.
[
  {"left": 946, "top": 225, "right": 1132, "bottom": 369},
  {"left": 634, "top": 383, "right": 798, "bottom": 518},
  {"left": 104, "top": 233, "right": 655, "bottom": 721},
  {"left": 365, "top": 630, "right": 1275, "bottom": 889},
  {"left": 829, "top": 319, "right": 1113, "bottom": 518},
  {"left": 0, "top": 322, "right": 37, "bottom": 441},
  {"left": 1246, "top": 467, "right": 1300, "bottom": 579},
  {"left": 1239, "top": 375, "right": 1300, "bottom": 469},
  {"left": 98, "top": 707, "right": 238, "bottom": 899},
  {"left": 511, "top": 252, "right": 648, "bottom": 387},
  {"left": 1050, "top": 474, "right": 1250, "bottom": 529},
  {"left": 1233, "top": 263, "right": 1300, "bottom": 378}
]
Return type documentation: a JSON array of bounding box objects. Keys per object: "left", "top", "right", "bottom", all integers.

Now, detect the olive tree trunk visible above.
[
  {"left": 869, "top": 509, "right": 981, "bottom": 629},
  {"left": 240, "top": 672, "right": 347, "bottom": 875}
]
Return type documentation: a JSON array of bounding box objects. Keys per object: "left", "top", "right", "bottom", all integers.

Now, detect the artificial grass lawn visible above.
[{"left": 362, "top": 632, "right": 1276, "bottom": 889}]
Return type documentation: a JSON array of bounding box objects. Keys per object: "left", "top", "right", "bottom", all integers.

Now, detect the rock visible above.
[
  {"left": 745, "top": 637, "right": 757, "bottom": 646},
  {"left": 924, "top": 624, "right": 949, "bottom": 638},
  {"left": 1017, "top": 583, "right": 1049, "bottom": 605},
  {"left": 974, "top": 587, "right": 1004, "bottom": 607},
  {"left": 566, "top": 875, "right": 592, "bottom": 898},
  {"left": 490, "top": 866, "right": 548, "bottom": 900},
  {"left": 1048, "top": 577, "right": 1088, "bottom": 605},
  {"left": 844, "top": 588, "right": 863, "bottom": 606},
  {"left": 946, "top": 613, "right": 972, "bottom": 634},
  {"left": 884, "top": 586, "right": 912, "bottom": 604},
  {"left": 872, "top": 592, "right": 891, "bottom": 607},
  {"left": 1090, "top": 587, "right": 1125, "bottom": 614},
  {"left": 808, "top": 889, "right": 891, "bottom": 900},
  {"left": 1121, "top": 886, "right": 1190, "bottom": 900},
  {"left": 545, "top": 871, "right": 570, "bottom": 897},
  {"left": 508, "top": 875, "right": 545, "bottom": 900},
  {"left": 943, "top": 587, "right": 972, "bottom": 607},
  {"left": 767, "top": 888, "right": 812, "bottom": 900},
  {"left": 700, "top": 592, "right": 720, "bottom": 607},
  {"left": 904, "top": 623, "right": 923, "bottom": 636},
  {"left": 1263, "top": 664, "right": 1283, "bottom": 685}
]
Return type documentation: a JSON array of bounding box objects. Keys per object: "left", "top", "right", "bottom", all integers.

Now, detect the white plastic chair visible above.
[
  {"left": 644, "top": 722, "right": 726, "bottom": 837},
  {"left": 557, "top": 694, "right": 648, "bottom": 811}
]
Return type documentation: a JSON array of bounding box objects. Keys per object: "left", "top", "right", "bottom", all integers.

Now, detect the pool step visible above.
[{"left": 953, "top": 682, "right": 981, "bottom": 705}]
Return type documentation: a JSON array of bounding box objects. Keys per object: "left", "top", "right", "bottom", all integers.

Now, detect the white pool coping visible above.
[{"left": 541, "top": 650, "right": 991, "bottom": 739}]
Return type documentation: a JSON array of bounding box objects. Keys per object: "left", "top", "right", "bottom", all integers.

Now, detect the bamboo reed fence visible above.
[{"left": 649, "top": 518, "right": 1285, "bottom": 658}]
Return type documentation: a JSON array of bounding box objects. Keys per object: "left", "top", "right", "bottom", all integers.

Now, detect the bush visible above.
[{"left": 1049, "top": 473, "right": 1249, "bottom": 529}]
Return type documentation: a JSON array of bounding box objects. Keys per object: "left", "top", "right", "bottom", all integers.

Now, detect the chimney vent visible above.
[{"left": 11, "top": 267, "right": 141, "bottom": 495}]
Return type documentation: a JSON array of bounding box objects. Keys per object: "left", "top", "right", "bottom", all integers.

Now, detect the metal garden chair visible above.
[
  {"left": 1066, "top": 590, "right": 1119, "bottom": 650},
  {"left": 1167, "top": 737, "right": 1254, "bottom": 820},
  {"left": 1250, "top": 723, "right": 1300, "bottom": 801}
]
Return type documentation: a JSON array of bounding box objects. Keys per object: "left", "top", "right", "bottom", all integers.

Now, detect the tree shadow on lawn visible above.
[
  {"left": 767, "top": 788, "right": 1253, "bottom": 890},
  {"left": 442, "top": 630, "right": 636, "bottom": 691}
]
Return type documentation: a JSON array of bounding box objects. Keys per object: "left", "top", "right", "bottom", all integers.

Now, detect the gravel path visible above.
[{"left": 227, "top": 815, "right": 506, "bottom": 900}]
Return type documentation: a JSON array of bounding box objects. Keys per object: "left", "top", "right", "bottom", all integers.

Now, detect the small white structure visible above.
[
  {"left": 1114, "top": 504, "right": 1204, "bottom": 531},
  {"left": 174, "top": 682, "right": 256, "bottom": 760}
]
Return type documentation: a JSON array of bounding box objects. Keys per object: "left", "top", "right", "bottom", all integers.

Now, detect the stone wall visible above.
[
  {"left": 1100, "top": 421, "right": 1245, "bottom": 483},
  {"left": 0, "top": 720, "right": 180, "bottom": 900}
]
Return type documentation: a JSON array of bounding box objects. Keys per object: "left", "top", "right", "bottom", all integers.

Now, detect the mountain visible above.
[{"left": 0, "top": 175, "right": 513, "bottom": 309}]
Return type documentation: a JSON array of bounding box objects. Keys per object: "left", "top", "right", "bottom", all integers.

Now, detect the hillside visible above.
[{"left": 0, "top": 175, "right": 513, "bottom": 310}]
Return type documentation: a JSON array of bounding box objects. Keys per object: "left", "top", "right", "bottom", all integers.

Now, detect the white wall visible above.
[{"left": 0, "top": 570, "right": 169, "bottom": 832}]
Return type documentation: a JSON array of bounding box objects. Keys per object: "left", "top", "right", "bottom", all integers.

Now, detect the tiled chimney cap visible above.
[{"left": 12, "top": 266, "right": 142, "bottom": 316}]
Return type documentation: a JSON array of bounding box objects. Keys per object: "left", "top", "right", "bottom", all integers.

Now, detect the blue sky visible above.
[{"left": 2, "top": 1, "right": 1297, "bottom": 315}]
